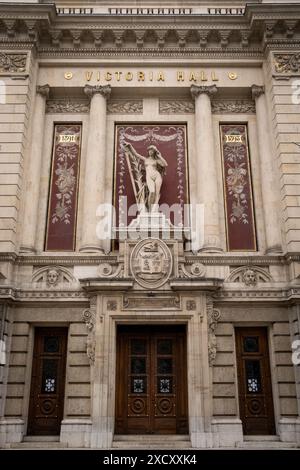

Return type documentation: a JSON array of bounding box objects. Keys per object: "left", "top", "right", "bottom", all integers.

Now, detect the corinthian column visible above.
[
  {"left": 80, "top": 85, "right": 111, "bottom": 252},
  {"left": 191, "top": 84, "right": 222, "bottom": 252},
  {"left": 252, "top": 85, "right": 282, "bottom": 253},
  {"left": 20, "top": 84, "right": 50, "bottom": 252}
]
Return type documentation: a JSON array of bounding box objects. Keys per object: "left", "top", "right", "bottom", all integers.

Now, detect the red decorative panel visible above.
[
  {"left": 45, "top": 124, "right": 82, "bottom": 251},
  {"left": 220, "top": 124, "right": 257, "bottom": 251},
  {"left": 115, "top": 124, "right": 188, "bottom": 228}
]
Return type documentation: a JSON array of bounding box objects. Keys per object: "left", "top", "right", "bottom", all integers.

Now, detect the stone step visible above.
[
  {"left": 113, "top": 435, "right": 191, "bottom": 449},
  {"left": 23, "top": 436, "right": 60, "bottom": 442},
  {"left": 8, "top": 441, "right": 67, "bottom": 449},
  {"left": 236, "top": 440, "right": 298, "bottom": 449},
  {"left": 114, "top": 435, "right": 190, "bottom": 442}
]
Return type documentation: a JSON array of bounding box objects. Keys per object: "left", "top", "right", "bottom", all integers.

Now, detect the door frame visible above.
[
  {"left": 234, "top": 325, "right": 276, "bottom": 435},
  {"left": 26, "top": 325, "right": 69, "bottom": 436},
  {"left": 115, "top": 324, "right": 188, "bottom": 434}
]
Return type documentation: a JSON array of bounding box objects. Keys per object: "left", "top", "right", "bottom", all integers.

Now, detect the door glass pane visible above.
[
  {"left": 131, "top": 339, "right": 146, "bottom": 355},
  {"left": 131, "top": 377, "right": 147, "bottom": 394},
  {"left": 158, "top": 377, "right": 173, "bottom": 394},
  {"left": 245, "top": 359, "right": 261, "bottom": 393},
  {"left": 41, "top": 359, "right": 58, "bottom": 393},
  {"left": 157, "top": 339, "right": 172, "bottom": 355},
  {"left": 157, "top": 358, "right": 172, "bottom": 374},
  {"left": 44, "top": 336, "right": 59, "bottom": 353},
  {"left": 243, "top": 336, "right": 259, "bottom": 353},
  {"left": 131, "top": 357, "right": 146, "bottom": 374}
]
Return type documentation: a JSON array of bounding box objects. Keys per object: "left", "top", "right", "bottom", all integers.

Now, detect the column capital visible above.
[
  {"left": 251, "top": 84, "right": 265, "bottom": 100},
  {"left": 84, "top": 84, "right": 111, "bottom": 100},
  {"left": 36, "top": 84, "right": 50, "bottom": 99},
  {"left": 190, "top": 84, "right": 218, "bottom": 99}
]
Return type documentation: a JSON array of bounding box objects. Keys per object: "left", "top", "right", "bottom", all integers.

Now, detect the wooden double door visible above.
[
  {"left": 115, "top": 325, "right": 188, "bottom": 434},
  {"left": 28, "top": 327, "right": 68, "bottom": 436},
  {"left": 236, "top": 327, "right": 276, "bottom": 435}
]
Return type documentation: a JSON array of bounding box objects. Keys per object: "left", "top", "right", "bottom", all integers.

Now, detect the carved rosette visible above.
[
  {"left": 82, "top": 296, "right": 97, "bottom": 364},
  {"left": 207, "top": 297, "right": 221, "bottom": 367}
]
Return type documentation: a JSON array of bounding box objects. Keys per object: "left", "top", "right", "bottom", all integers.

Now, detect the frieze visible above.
[
  {"left": 274, "top": 52, "right": 300, "bottom": 74},
  {"left": 107, "top": 100, "right": 143, "bottom": 114},
  {"left": 226, "top": 266, "right": 273, "bottom": 285},
  {"left": 123, "top": 295, "right": 180, "bottom": 310},
  {"left": 0, "top": 52, "right": 27, "bottom": 73},
  {"left": 211, "top": 100, "right": 256, "bottom": 114},
  {"left": 46, "top": 100, "right": 89, "bottom": 113},
  {"left": 159, "top": 100, "right": 195, "bottom": 114}
]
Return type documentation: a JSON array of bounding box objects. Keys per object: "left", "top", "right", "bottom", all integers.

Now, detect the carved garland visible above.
[
  {"left": 206, "top": 297, "right": 221, "bottom": 367},
  {"left": 274, "top": 53, "right": 300, "bottom": 74},
  {"left": 82, "top": 296, "right": 97, "bottom": 364}
]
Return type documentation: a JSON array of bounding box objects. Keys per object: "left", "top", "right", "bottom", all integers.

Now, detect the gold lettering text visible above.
[
  {"left": 59, "top": 134, "right": 77, "bottom": 143},
  {"left": 115, "top": 71, "right": 122, "bottom": 81},
  {"left": 97, "top": 71, "right": 100, "bottom": 82},
  {"left": 225, "top": 134, "right": 242, "bottom": 143},
  {"left": 149, "top": 71, "right": 153, "bottom": 82},
  {"left": 177, "top": 71, "right": 185, "bottom": 82},
  {"left": 200, "top": 71, "right": 207, "bottom": 82},
  {"left": 211, "top": 71, "right": 219, "bottom": 81},
  {"left": 85, "top": 71, "right": 93, "bottom": 81},
  {"left": 189, "top": 71, "right": 197, "bottom": 82},
  {"left": 105, "top": 72, "right": 112, "bottom": 81},
  {"left": 138, "top": 71, "right": 145, "bottom": 81},
  {"left": 125, "top": 72, "right": 133, "bottom": 81},
  {"left": 157, "top": 71, "right": 165, "bottom": 82}
]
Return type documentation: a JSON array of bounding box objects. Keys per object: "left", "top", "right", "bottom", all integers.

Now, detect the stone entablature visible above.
[{"left": 0, "top": 4, "right": 300, "bottom": 57}]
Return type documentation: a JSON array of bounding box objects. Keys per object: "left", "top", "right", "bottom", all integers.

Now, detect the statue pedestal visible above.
[{"left": 117, "top": 212, "right": 184, "bottom": 241}]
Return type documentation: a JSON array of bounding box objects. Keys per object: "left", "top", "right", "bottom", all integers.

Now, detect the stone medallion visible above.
[{"left": 130, "top": 238, "right": 172, "bottom": 289}]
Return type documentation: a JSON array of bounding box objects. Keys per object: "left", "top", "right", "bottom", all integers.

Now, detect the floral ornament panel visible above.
[
  {"left": 220, "top": 124, "right": 257, "bottom": 251},
  {"left": 45, "top": 124, "right": 82, "bottom": 251},
  {"left": 115, "top": 124, "right": 188, "bottom": 230}
]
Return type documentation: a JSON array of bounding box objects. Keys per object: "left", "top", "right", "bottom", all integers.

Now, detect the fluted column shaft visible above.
[
  {"left": 252, "top": 85, "right": 282, "bottom": 253},
  {"left": 80, "top": 85, "right": 111, "bottom": 252},
  {"left": 191, "top": 85, "right": 222, "bottom": 252},
  {"left": 21, "top": 84, "right": 50, "bottom": 252}
]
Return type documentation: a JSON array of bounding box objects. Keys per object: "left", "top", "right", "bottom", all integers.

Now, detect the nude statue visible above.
[{"left": 123, "top": 142, "right": 168, "bottom": 212}]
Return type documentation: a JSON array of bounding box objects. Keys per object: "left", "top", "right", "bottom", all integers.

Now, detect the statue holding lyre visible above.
[{"left": 122, "top": 142, "right": 168, "bottom": 212}]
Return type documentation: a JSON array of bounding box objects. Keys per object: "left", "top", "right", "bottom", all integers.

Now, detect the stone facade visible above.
[{"left": 0, "top": 0, "right": 300, "bottom": 449}]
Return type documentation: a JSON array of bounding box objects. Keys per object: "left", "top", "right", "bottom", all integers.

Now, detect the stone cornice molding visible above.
[
  {"left": 1, "top": 4, "right": 300, "bottom": 55},
  {"left": 251, "top": 84, "right": 265, "bottom": 100},
  {"left": 84, "top": 84, "right": 111, "bottom": 99},
  {"left": 190, "top": 84, "right": 218, "bottom": 99},
  {"left": 36, "top": 83, "right": 50, "bottom": 98}
]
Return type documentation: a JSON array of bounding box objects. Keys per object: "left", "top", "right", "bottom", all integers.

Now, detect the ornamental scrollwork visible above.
[
  {"left": 207, "top": 297, "right": 221, "bottom": 367},
  {"left": 0, "top": 52, "right": 27, "bottom": 73},
  {"left": 82, "top": 296, "right": 97, "bottom": 364},
  {"left": 274, "top": 53, "right": 300, "bottom": 74}
]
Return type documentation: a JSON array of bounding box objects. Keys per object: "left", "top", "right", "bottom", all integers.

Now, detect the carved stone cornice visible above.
[
  {"left": 190, "top": 84, "right": 218, "bottom": 99},
  {"left": 84, "top": 84, "right": 111, "bottom": 100},
  {"left": 251, "top": 84, "right": 265, "bottom": 100},
  {"left": 36, "top": 84, "right": 50, "bottom": 99}
]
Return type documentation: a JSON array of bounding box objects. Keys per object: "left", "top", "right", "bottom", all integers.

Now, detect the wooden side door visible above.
[
  {"left": 115, "top": 325, "right": 188, "bottom": 435},
  {"left": 27, "top": 327, "right": 68, "bottom": 436},
  {"left": 235, "top": 327, "right": 276, "bottom": 435}
]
